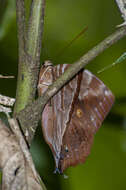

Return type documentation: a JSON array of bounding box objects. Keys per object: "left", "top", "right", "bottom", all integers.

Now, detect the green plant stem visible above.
[
  {"left": 14, "top": 0, "right": 45, "bottom": 115},
  {"left": 17, "top": 26, "right": 126, "bottom": 144}
]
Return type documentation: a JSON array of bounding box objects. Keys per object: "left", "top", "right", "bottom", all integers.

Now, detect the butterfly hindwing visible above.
[{"left": 58, "top": 69, "right": 114, "bottom": 172}]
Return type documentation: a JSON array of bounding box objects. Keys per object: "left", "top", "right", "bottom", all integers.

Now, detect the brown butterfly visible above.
[{"left": 38, "top": 61, "right": 114, "bottom": 173}]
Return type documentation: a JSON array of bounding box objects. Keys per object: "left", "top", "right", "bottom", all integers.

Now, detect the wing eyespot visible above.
[
  {"left": 64, "top": 145, "right": 69, "bottom": 152},
  {"left": 76, "top": 109, "right": 83, "bottom": 118}
]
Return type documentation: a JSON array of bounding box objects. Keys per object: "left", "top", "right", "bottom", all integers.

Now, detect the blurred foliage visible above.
[
  {"left": 0, "top": 0, "right": 126, "bottom": 189},
  {"left": 0, "top": 0, "right": 15, "bottom": 40}
]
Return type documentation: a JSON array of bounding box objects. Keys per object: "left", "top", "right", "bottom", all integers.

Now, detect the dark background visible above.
[{"left": 0, "top": 0, "right": 126, "bottom": 189}]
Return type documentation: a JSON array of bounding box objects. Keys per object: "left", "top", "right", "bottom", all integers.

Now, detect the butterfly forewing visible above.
[
  {"left": 41, "top": 64, "right": 81, "bottom": 167},
  {"left": 38, "top": 62, "right": 115, "bottom": 173}
]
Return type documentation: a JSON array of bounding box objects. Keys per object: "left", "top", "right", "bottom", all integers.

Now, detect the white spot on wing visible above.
[
  {"left": 84, "top": 70, "right": 93, "bottom": 85},
  {"left": 105, "top": 90, "right": 110, "bottom": 96},
  {"left": 99, "top": 102, "right": 102, "bottom": 106},
  {"left": 90, "top": 115, "right": 97, "bottom": 129},
  {"left": 90, "top": 115, "right": 94, "bottom": 121},
  {"left": 94, "top": 107, "right": 103, "bottom": 120},
  {"left": 99, "top": 100, "right": 106, "bottom": 114}
]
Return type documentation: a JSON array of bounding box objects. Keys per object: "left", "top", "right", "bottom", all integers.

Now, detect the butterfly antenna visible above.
[
  {"left": 55, "top": 26, "right": 88, "bottom": 57},
  {"left": 97, "top": 52, "right": 126, "bottom": 74}
]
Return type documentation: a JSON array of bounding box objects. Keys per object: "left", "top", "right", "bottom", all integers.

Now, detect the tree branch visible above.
[
  {"left": 14, "top": 0, "right": 46, "bottom": 115},
  {"left": 16, "top": 0, "right": 25, "bottom": 58},
  {"left": 26, "top": 0, "right": 45, "bottom": 60},
  {"left": 17, "top": 26, "right": 126, "bottom": 144},
  {"left": 115, "top": 0, "right": 126, "bottom": 26},
  {"left": 14, "top": 0, "right": 27, "bottom": 115}
]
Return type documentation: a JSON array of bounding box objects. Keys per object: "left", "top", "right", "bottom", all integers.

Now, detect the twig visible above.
[
  {"left": 0, "top": 105, "right": 12, "bottom": 113},
  {"left": 97, "top": 52, "right": 126, "bottom": 73},
  {"left": 115, "top": 0, "right": 126, "bottom": 26},
  {"left": 17, "top": 26, "right": 126, "bottom": 144},
  {"left": 0, "top": 75, "right": 14, "bottom": 78},
  {"left": 0, "top": 94, "right": 15, "bottom": 106}
]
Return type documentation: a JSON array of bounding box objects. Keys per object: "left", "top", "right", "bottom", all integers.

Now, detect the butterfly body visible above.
[{"left": 38, "top": 61, "right": 114, "bottom": 173}]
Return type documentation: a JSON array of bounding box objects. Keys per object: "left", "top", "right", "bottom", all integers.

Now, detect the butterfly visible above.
[{"left": 38, "top": 60, "right": 114, "bottom": 173}]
